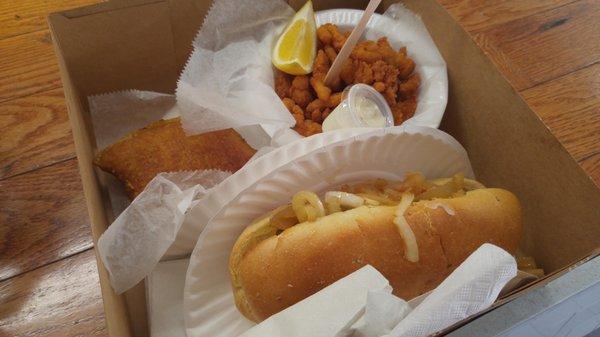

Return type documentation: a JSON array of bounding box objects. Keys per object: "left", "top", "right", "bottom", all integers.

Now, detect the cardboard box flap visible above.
[
  {"left": 49, "top": 1, "right": 179, "bottom": 97},
  {"left": 52, "top": 0, "right": 159, "bottom": 18}
]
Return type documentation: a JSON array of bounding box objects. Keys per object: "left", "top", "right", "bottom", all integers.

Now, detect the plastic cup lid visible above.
[{"left": 345, "top": 83, "right": 394, "bottom": 127}]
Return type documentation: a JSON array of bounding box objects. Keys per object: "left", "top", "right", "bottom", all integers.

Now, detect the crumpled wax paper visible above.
[
  {"left": 177, "top": 0, "right": 296, "bottom": 135},
  {"left": 89, "top": 90, "right": 181, "bottom": 150},
  {"left": 98, "top": 170, "right": 230, "bottom": 294},
  {"left": 176, "top": 0, "right": 447, "bottom": 144}
]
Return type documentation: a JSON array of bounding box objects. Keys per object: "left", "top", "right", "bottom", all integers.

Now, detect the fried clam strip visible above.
[{"left": 277, "top": 24, "right": 420, "bottom": 137}]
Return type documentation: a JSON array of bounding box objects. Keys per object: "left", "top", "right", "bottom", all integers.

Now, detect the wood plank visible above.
[
  {"left": 0, "top": 0, "right": 102, "bottom": 40},
  {"left": 580, "top": 152, "right": 600, "bottom": 186},
  {"left": 0, "top": 88, "right": 75, "bottom": 180},
  {"left": 439, "top": 0, "right": 576, "bottom": 32},
  {"left": 0, "top": 158, "right": 93, "bottom": 281},
  {"left": 522, "top": 63, "right": 600, "bottom": 166},
  {"left": 0, "top": 30, "right": 62, "bottom": 103},
  {"left": 0, "top": 249, "right": 107, "bottom": 337},
  {"left": 471, "top": 0, "right": 600, "bottom": 91}
]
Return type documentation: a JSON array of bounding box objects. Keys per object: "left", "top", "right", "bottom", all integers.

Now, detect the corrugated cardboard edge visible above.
[{"left": 47, "top": 3, "right": 143, "bottom": 336}]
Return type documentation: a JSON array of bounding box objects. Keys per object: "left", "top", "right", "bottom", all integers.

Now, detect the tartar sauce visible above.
[
  {"left": 354, "top": 96, "right": 386, "bottom": 127},
  {"left": 321, "top": 84, "right": 393, "bottom": 132}
]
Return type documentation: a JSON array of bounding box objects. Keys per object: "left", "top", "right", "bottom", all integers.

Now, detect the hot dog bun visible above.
[{"left": 229, "top": 184, "right": 521, "bottom": 322}]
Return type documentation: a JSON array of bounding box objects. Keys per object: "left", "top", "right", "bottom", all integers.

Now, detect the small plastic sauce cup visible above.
[{"left": 322, "top": 83, "right": 393, "bottom": 132}]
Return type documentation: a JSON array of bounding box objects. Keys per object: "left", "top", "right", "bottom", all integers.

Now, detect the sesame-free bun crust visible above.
[{"left": 229, "top": 188, "right": 522, "bottom": 322}]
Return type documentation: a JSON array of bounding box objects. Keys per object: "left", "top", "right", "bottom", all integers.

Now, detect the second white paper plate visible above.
[{"left": 184, "top": 126, "right": 473, "bottom": 337}]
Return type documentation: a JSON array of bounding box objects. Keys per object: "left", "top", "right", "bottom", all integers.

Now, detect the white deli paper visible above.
[
  {"left": 89, "top": 90, "right": 181, "bottom": 151},
  {"left": 177, "top": 0, "right": 296, "bottom": 134},
  {"left": 177, "top": 0, "right": 448, "bottom": 141},
  {"left": 98, "top": 170, "right": 230, "bottom": 294},
  {"left": 242, "top": 244, "right": 517, "bottom": 337},
  {"left": 240, "top": 265, "right": 393, "bottom": 337}
]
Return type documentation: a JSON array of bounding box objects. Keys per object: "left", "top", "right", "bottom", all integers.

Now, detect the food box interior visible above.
[{"left": 48, "top": 0, "right": 600, "bottom": 336}]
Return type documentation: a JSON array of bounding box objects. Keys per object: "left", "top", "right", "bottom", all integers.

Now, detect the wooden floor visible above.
[{"left": 0, "top": 0, "right": 598, "bottom": 335}]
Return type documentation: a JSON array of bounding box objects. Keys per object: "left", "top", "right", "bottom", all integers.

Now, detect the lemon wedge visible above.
[{"left": 272, "top": 1, "right": 316, "bottom": 75}]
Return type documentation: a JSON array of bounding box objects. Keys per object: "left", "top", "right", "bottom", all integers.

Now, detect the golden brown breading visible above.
[
  {"left": 317, "top": 23, "right": 347, "bottom": 51},
  {"left": 340, "top": 58, "right": 356, "bottom": 85},
  {"left": 310, "top": 77, "right": 332, "bottom": 101},
  {"left": 398, "top": 73, "right": 421, "bottom": 100},
  {"left": 354, "top": 61, "right": 375, "bottom": 84},
  {"left": 282, "top": 97, "right": 296, "bottom": 111},
  {"left": 373, "top": 81, "right": 386, "bottom": 92},
  {"left": 306, "top": 98, "right": 328, "bottom": 113},
  {"left": 352, "top": 40, "right": 384, "bottom": 63},
  {"left": 274, "top": 71, "right": 292, "bottom": 99},
  {"left": 324, "top": 45, "right": 337, "bottom": 63},
  {"left": 294, "top": 119, "right": 322, "bottom": 137},
  {"left": 313, "top": 50, "right": 330, "bottom": 78},
  {"left": 327, "top": 92, "right": 343, "bottom": 108},
  {"left": 94, "top": 118, "right": 256, "bottom": 198},
  {"left": 391, "top": 97, "right": 418, "bottom": 126},
  {"left": 289, "top": 75, "right": 313, "bottom": 108}
]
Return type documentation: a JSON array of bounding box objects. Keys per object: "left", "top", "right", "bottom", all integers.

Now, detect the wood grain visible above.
[
  {"left": 471, "top": 0, "right": 600, "bottom": 91},
  {"left": 0, "top": 0, "right": 102, "bottom": 40},
  {"left": 0, "top": 249, "right": 107, "bottom": 337},
  {"left": 0, "top": 88, "right": 75, "bottom": 180},
  {"left": 439, "top": 0, "right": 576, "bottom": 32},
  {"left": 0, "top": 30, "right": 62, "bottom": 103},
  {"left": 0, "top": 158, "right": 93, "bottom": 282},
  {"left": 522, "top": 63, "right": 600, "bottom": 167},
  {"left": 580, "top": 152, "right": 600, "bottom": 187}
]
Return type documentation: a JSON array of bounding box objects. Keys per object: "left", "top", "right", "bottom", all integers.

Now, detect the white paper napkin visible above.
[
  {"left": 340, "top": 291, "right": 412, "bottom": 337},
  {"left": 243, "top": 244, "right": 517, "bottom": 337},
  {"left": 98, "top": 170, "right": 231, "bottom": 293},
  {"left": 386, "top": 244, "right": 517, "bottom": 337}
]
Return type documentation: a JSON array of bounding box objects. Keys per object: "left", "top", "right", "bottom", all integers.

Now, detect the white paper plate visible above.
[
  {"left": 271, "top": 9, "right": 449, "bottom": 143},
  {"left": 317, "top": 9, "right": 448, "bottom": 129},
  {"left": 184, "top": 126, "right": 473, "bottom": 337}
]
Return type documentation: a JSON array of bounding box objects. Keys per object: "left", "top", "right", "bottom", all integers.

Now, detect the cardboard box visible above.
[{"left": 48, "top": 0, "right": 600, "bottom": 336}]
